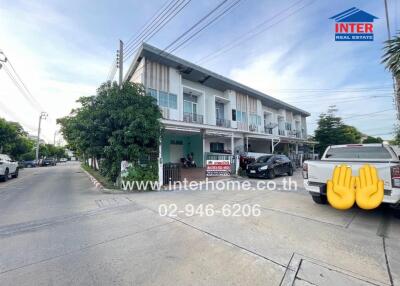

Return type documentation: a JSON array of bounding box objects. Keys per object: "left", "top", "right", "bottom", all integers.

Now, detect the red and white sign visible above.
[{"left": 206, "top": 160, "right": 231, "bottom": 176}]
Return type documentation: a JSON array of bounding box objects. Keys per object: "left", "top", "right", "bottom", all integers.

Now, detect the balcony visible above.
[
  {"left": 264, "top": 126, "right": 273, "bottom": 135},
  {"left": 216, "top": 118, "right": 231, "bottom": 128},
  {"left": 183, "top": 112, "right": 204, "bottom": 124}
]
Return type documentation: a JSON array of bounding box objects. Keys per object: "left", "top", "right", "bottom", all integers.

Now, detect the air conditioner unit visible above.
[
  {"left": 249, "top": 124, "right": 257, "bottom": 132},
  {"left": 160, "top": 107, "right": 170, "bottom": 119}
]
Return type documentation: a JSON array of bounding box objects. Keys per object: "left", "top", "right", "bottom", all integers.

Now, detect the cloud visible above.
[{"left": 0, "top": 1, "right": 110, "bottom": 142}]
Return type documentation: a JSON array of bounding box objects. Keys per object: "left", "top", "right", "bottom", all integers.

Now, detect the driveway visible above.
[{"left": 0, "top": 163, "right": 398, "bottom": 285}]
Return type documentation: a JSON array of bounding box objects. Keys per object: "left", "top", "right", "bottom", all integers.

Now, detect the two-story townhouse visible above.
[{"left": 125, "top": 43, "right": 312, "bottom": 175}]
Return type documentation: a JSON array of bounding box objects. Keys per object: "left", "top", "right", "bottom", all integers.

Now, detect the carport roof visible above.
[{"left": 125, "top": 43, "right": 310, "bottom": 117}]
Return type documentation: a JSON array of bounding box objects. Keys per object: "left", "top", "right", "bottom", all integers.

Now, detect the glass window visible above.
[
  {"left": 256, "top": 155, "right": 273, "bottom": 163},
  {"left": 236, "top": 111, "right": 242, "bottom": 122},
  {"left": 169, "top": 93, "right": 177, "bottom": 109},
  {"left": 325, "top": 146, "right": 392, "bottom": 159},
  {"left": 147, "top": 88, "right": 158, "bottom": 101},
  {"left": 210, "top": 142, "right": 224, "bottom": 153},
  {"left": 159, "top": 91, "right": 169, "bottom": 108}
]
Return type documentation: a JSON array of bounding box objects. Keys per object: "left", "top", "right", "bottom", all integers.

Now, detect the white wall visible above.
[{"left": 130, "top": 58, "right": 145, "bottom": 84}]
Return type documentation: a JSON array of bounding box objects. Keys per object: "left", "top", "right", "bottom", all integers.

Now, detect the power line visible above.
[
  {"left": 1, "top": 54, "right": 44, "bottom": 112},
  {"left": 196, "top": 0, "right": 315, "bottom": 65},
  {"left": 342, "top": 108, "right": 395, "bottom": 119},
  {"left": 123, "top": 0, "right": 192, "bottom": 61},
  {"left": 125, "top": 0, "right": 246, "bottom": 76},
  {"left": 161, "top": 0, "right": 233, "bottom": 54},
  {"left": 2, "top": 64, "right": 43, "bottom": 113},
  {"left": 124, "top": 0, "right": 177, "bottom": 50}
]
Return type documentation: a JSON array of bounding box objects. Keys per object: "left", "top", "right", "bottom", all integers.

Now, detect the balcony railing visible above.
[
  {"left": 216, "top": 118, "right": 231, "bottom": 128},
  {"left": 278, "top": 129, "right": 285, "bottom": 136},
  {"left": 183, "top": 112, "right": 204, "bottom": 124},
  {"left": 264, "top": 126, "right": 273, "bottom": 135}
]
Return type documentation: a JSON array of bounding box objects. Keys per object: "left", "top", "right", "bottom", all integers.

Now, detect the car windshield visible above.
[
  {"left": 325, "top": 146, "right": 392, "bottom": 159},
  {"left": 256, "top": 155, "right": 273, "bottom": 163}
]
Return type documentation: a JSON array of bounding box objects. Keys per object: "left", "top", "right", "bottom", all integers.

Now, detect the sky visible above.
[{"left": 0, "top": 0, "right": 399, "bottom": 143}]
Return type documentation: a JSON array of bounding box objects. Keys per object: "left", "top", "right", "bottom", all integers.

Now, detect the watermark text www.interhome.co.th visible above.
[{"left": 121, "top": 177, "right": 298, "bottom": 192}]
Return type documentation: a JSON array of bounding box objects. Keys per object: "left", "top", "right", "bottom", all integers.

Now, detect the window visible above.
[
  {"left": 183, "top": 93, "right": 198, "bottom": 114},
  {"left": 232, "top": 109, "right": 236, "bottom": 121},
  {"left": 210, "top": 142, "right": 224, "bottom": 153},
  {"left": 325, "top": 146, "right": 392, "bottom": 159},
  {"left": 249, "top": 114, "right": 261, "bottom": 126},
  {"left": 148, "top": 88, "right": 157, "bottom": 101},
  {"left": 169, "top": 93, "right": 177, "bottom": 109},
  {"left": 148, "top": 89, "right": 177, "bottom": 109},
  {"left": 215, "top": 102, "right": 224, "bottom": 120},
  {"left": 159, "top": 91, "right": 169, "bottom": 108},
  {"left": 237, "top": 111, "right": 247, "bottom": 123}
]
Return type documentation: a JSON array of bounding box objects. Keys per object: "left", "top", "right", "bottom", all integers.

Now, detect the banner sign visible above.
[{"left": 206, "top": 160, "right": 231, "bottom": 176}]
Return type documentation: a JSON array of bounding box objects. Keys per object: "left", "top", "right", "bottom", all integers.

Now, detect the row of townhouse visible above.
[{"left": 125, "top": 43, "right": 312, "bottom": 169}]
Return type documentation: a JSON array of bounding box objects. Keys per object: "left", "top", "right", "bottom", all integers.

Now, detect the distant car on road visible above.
[
  {"left": 246, "top": 154, "right": 294, "bottom": 179},
  {"left": 58, "top": 158, "right": 68, "bottom": 163},
  {"left": 21, "top": 160, "right": 37, "bottom": 168},
  {"left": 41, "top": 158, "right": 57, "bottom": 167},
  {"left": 0, "top": 154, "right": 19, "bottom": 181}
]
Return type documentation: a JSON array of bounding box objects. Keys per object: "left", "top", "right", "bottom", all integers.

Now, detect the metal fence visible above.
[{"left": 163, "top": 163, "right": 181, "bottom": 185}]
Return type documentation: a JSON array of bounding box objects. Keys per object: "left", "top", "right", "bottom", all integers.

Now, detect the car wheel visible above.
[
  {"left": 12, "top": 169, "right": 19, "bottom": 178},
  {"left": 1, "top": 169, "right": 9, "bottom": 182},
  {"left": 288, "top": 167, "right": 294, "bottom": 176},
  {"left": 311, "top": 195, "right": 327, "bottom": 204},
  {"left": 267, "top": 169, "right": 275, "bottom": 179}
]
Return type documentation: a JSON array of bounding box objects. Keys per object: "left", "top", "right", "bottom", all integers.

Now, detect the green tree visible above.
[
  {"left": 58, "top": 81, "right": 162, "bottom": 182},
  {"left": 0, "top": 118, "right": 36, "bottom": 160},
  {"left": 314, "top": 112, "right": 362, "bottom": 155},
  {"left": 382, "top": 33, "right": 400, "bottom": 111},
  {"left": 362, "top": 136, "right": 383, "bottom": 144}
]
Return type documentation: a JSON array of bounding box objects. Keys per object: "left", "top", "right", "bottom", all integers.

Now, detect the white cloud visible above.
[{"left": 0, "top": 1, "right": 109, "bottom": 143}]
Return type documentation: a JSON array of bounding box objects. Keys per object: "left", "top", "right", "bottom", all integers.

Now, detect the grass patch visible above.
[{"left": 81, "top": 164, "right": 118, "bottom": 190}]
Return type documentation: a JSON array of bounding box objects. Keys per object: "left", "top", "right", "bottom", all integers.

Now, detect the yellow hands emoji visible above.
[
  {"left": 355, "top": 164, "right": 384, "bottom": 210},
  {"left": 327, "top": 165, "right": 356, "bottom": 210}
]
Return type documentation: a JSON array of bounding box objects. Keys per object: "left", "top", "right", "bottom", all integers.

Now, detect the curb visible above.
[{"left": 80, "top": 167, "right": 124, "bottom": 194}]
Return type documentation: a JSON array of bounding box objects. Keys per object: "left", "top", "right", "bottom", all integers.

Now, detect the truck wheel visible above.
[
  {"left": 311, "top": 195, "right": 327, "bottom": 204},
  {"left": 11, "top": 169, "right": 19, "bottom": 178},
  {"left": 267, "top": 169, "right": 275, "bottom": 179},
  {"left": 393, "top": 208, "right": 400, "bottom": 219}
]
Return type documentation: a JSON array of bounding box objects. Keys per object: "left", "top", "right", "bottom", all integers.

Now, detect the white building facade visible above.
[{"left": 125, "top": 44, "right": 312, "bottom": 172}]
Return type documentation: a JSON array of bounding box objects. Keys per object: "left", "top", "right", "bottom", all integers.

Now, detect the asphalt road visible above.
[{"left": 0, "top": 163, "right": 399, "bottom": 285}]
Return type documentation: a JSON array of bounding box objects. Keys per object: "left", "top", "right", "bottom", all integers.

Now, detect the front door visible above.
[{"left": 170, "top": 144, "right": 184, "bottom": 163}]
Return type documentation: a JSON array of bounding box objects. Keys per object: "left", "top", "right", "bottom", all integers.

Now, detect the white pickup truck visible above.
[
  {"left": 0, "top": 154, "right": 19, "bottom": 182},
  {"left": 303, "top": 144, "right": 400, "bottom": 207}
]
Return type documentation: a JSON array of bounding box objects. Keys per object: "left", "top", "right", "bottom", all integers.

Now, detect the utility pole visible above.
[
  {"left": 35, "top": 112, "right": 48, "bottom": 163},
  {"left": 53, "top": 130, "right": 57, "bottom": 146},
  {"left": 119, "top": 40, "right": 124, "bottom": 87}
]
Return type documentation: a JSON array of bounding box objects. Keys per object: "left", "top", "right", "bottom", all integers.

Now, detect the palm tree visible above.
[{"left": 382, "top": 34, "right": 400, "bottom": 116}]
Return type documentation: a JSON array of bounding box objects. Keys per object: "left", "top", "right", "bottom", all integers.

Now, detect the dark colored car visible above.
[
  {"left": 41, "top": 158, "right": 57, "bottom": 167},
  {"left": 21, "top": 160, "right": 37, "bottom": 168},
  {"left": 246, "top": 154, "right": 294, "bottom": 179}
]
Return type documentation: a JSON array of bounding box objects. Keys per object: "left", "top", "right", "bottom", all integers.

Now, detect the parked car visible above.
[
  {"left": 41, "top": 158, "right": 57, "bottom": 167},
  {"left": 22, "top": 160, "right": 37, "bottom": 168},
  {"left": 58, "top": 158, "right": 68, "bottom": 163},
  {"left": 0, "top": 154, "right": 19, "bottom": 181},
  {"left": 303, "top": 144, "right": 400, "bottom": 206},
  {"left": 246, "top": 154, "right": 294, "bottom": 179}
]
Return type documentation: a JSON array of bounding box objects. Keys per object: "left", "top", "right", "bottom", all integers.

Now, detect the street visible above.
[{"left": 0, "top": 163, "right": 399, "bottom": 285}]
